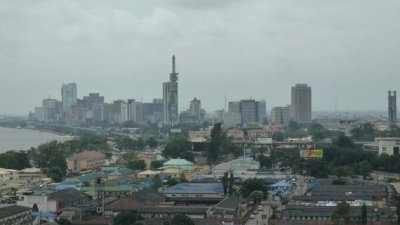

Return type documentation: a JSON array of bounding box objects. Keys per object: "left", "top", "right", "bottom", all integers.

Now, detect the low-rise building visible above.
[
  {"left": 213, "top": 157, "right": 260, "bottom": 178},
  {"left": 0, "top": 205, "right": 32, "bottom": 225},
  {"left": 161, "top": 183, "right": 224, "bottom": 204},
  {"left": 67, "top": 151, "right": 106, "bottom": 173},
  {"left": 18, "top": 168, "right": 46, "bottom": 181},
  {"left": 363, "top": 137, "right": 400, "bottom": 155},
  {"left": 0, "top": 168, "right": 19, "bottom": 182}
]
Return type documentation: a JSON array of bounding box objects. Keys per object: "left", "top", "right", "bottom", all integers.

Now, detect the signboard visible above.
[{"left": 300, "top": 149, "right": 323, "bottom": 158}]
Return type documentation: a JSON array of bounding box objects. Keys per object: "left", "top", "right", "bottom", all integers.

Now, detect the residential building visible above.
[
  {"left": 112, "top": 100, "right": 128, "bottom": 124},
  {"left": 163, "top": 55, "right": 179, "bottom": 126},
  {"left": 223, "top": 112, "right": 241, "bottom": 128},
  {"left": 67, "top": 151, "right": 106, "bottom": 173},
  {"left": 0, "top": 205, "right": 31, "bottom": 225},
  {"left": 83, "top": 93, "right": 104, "bottom": 111},
  {"left": 34, "top": 107, "right": 43, "bottom": 121},
  {"left": 18, "top": 168, "right": 46, "bottom": 181},
  {"left": 0, "top": 168, "right": 19, "bottom": 182},
  {"left": 105, "top": 190, "right": 164, "bottom": 212},
  {"left": 61, "top": 83, "right": 77, "bottom": 116},
  {"left": 291, "top": 84, "right": 312, "bottom": 123},
  {"left": 271, "top": 106, "right": 290, "bottom": 125},
  {"left": 228, "top": 99, "right": 266, "bottom": 125},
  {"left": 389, "top": 91, "right": 397, "bottom": 126}
]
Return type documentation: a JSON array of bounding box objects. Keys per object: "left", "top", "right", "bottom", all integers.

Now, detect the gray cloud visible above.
[{"left": 0, "top": 0, "right": 399, "bottom": 115}]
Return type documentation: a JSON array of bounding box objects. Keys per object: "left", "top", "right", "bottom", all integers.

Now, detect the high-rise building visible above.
[
  {"left": 113, "top": 100, "right": 128, "bottom": 124},
  {"left": 291, "top": 84, "right": 312, "bottom": 123},
  {"left": 128, "top": 99, "right": 144, "bottom": 123},
  {"left": 389, "top": 91, "right": 397, "bottom": 126},
  {"left": 143, "top": 99, "right": 164, "bottom": 123},
  {"left": 163, "top": 55, "right": 179, "bottom": 126},
  {"left": 83, "top": 93, "right": 104, "bottom": 111},
  {"left": 42, "top": 98, "right": 57, "bottom": 123},
  {"left": 61, "top": 83, "right": 77, "bottom": 115},
  {"left": 271, "top": 106, "right": 290, "bottom": 125},
  {"left": 180, "top": 97, "right": 205, "bottom": 124},
  {"left": 228, "top": 99, "right": 266, "bottom": 125}
]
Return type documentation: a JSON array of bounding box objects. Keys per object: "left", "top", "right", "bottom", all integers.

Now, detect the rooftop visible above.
[
  {"left": 0, "top": 205, "right": 31, "bottom": 219},
  {"left": 68, "top": 151, "right": 105, "bottom": 160},
  {"left": 161, "top": 183, "right": 223, "bottom": 194},
  {"left": 163, "top": 159, "right": 194, "bottom": 166}
]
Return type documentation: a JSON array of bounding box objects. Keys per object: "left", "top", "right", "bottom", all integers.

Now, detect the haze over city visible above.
[{"left": 1, "top": 0, "right": 399, "bottom": 115}]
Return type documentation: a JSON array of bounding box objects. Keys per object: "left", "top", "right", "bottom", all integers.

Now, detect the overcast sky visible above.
[{"left": 1, "top": 0, "right": 399, "bottom": 115}]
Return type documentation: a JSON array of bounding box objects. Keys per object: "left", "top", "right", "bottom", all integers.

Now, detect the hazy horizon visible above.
[{"left": 1, "top": 0, "right": 399, "bottom": 114}]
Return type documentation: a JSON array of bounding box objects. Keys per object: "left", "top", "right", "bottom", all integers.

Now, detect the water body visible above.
[{"left": 0, "top": 127, "right": 64, "bottom": 153}]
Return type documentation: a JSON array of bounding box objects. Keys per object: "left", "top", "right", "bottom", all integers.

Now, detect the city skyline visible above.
[{"left": 1, "top": 1, "right": 400, "bottom": 115}]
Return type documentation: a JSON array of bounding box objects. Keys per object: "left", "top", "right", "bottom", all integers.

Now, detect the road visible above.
[{"left": 245, "top": 195, "right": 273, "bottom": 225}]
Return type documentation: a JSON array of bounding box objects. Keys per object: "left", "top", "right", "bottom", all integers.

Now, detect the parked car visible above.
[
  {"left": 258, "top": 205, "right": 263, "bottom": 211},
  {"left": 250, "top": 214, "right": 256, "bottom": 219}
]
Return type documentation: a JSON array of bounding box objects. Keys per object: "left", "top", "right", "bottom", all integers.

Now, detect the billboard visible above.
[{"left": 300, "top": 149, "right": 323, "bottom": 158}]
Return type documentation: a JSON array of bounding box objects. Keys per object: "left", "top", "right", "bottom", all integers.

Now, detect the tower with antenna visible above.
[
  {"left": 388, "top": 90, "right": 397, "bottom": 126},
  {"left": 163, "top": 55, "right": 179, "bottom": 126}
]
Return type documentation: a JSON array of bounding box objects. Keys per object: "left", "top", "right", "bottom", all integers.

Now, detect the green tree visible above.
[
  {"left": 115, "top": 136, "right": 136, "bottom": 151},
  {"left": 207, "top": 123, "right": 224, "bottom": 164},
  {"left": 272, "top": 132, "right": 284, "bottom": 141},
  {"left": 351, "top": 123, "right": 378, "bottom": 142},
  {"left": 136, "top": 138, "right": 146, "bottom": 150},
  {"left": 333, "top": 134, "right": 355, "bottom": 148},
  {"left": 57, "top": 217, "right": 72, "bottom": 225},
  {"left": 241, "top": 178, "right": 267, "bottom": 198},
  {"left": 258, "top": 155, "right": 272, "bottom": 168},
  {"left": 151, "top": 174, "right": 162, "bottom": 191},
  {"left": 150, "top": 160, "right": 163, "bottom": 169},
  {"left": 162, "top": 136, "right": 194, "bottom": 162},
  {"left": 113, "top": 212, "right": 143, "bottom": 225},
  {"left": 169, "top": 215, "right": 195, "bottom": 225},
  {"left": 0, "top": 150, "right": 31, "bottom": 170},
  {"left": 332, "top": 201, "right": 351, "bottom": 225},
  {"left": 361, "top": 204, "right": 367, "bottom": 225},
  {"left": 127, "top": 160, "right": 146, "bottom": 170},
  {"left": 358, "top": 161, "right": 372, "bottom": 180},
  {"left": 228, "top": 172, "right": 234, "bottom": 196},
  {"left": 30, "top": 141, "right": 67, "bottom": 177},
  {"left": 48, "top": 166, "right": 65, "bottom": 182},
  {"left": 146, "top": 137, "right": 158, "bottom": 148},
  {"left": 396, "top": 196, "right": 400, "bottom": 225},
  {"left": 222, "top": 172, "right": 228, "bottom": 195},
  {"left": 249, "top": 190, "right": 264, "bottom": 203}
]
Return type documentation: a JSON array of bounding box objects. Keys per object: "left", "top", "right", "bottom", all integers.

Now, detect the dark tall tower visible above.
[
  {"left": 170, "top": 55, "right": 179, "bottom": 82},
  {"left": 388, "top": 91, "right": 397, "bottom": 126}
]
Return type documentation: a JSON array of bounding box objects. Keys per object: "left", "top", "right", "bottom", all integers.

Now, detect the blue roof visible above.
[
  {"left": 271, "top": 180, "right": 292, "bottom": 187},
  {"left": 161, "top": 183, "right": 223, "bottom": 194}
]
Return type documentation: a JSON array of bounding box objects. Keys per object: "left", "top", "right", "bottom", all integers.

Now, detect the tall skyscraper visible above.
[
  {"left": 42, "top": 98, "right": 57, "bottom": 123},
  {"left": 163, "top": 55, "right": 179, "bottom": 126},
  {"left": 291, "top": 84, "right": 312, "bottom": 123},
  {"left": 61, "top": 83, "right": 77, "bottom": 116},
  {"left": 388, "top": 91, "right": 397, "bottom": 126},
  {"left": 271, "top": 106, "right": 290, "bottom": 125},
  {"left": 228, "top": 99, "right": 266, "bottom": 125}
]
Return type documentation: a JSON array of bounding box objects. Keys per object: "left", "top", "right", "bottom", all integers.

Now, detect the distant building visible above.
[
  {"left": 83, "top": 93, "right": 104, "bottom": 111},
  {"left": 42, "top": 98, "right": 57, "bottom": 123},
  {"left": 228, "top": 99, "right": 266, "bottom": 125},
  {"left": 143, "top": 98, "right": 164, "bottom": 123},
  {"left": 291, "top": 84, "right": 312, "bottom": 123},
  {"left": 61, "top": 83, "right": 77, "bottom": 116},
  {"left": 223, "top": 112, "right": 242, "bottom": 128},
  {"left": 364, "top": 137, "right": 400, "bottom": 156},
  {"left": 161, "top": 183, "right": 224, "bottom": 201},
  {"left": 34, "top": 106, "right": 43, "bottom": 121},
  {"left": 67, "top": 151, "right": 106, "bottom": 173},
  {"left": 128, "top": 99, "right": 144, "bottom": 123},
  {"left": 113, "top": 100, "right": 128, "bottom": 124},
  {"left": 163, "top": 55, "right": 179, "bottom": 126},
  {"left": 180, "top": 97, "right": 205, "bottom": 124},
  {"left": 271, "top": 106, "right": 290, "bottom": 125},
  {"left": 388, "top": 91, "right": 397, "bottom": 126}
]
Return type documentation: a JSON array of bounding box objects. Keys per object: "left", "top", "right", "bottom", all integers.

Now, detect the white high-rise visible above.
[
  {"left": 163, "top": 55, "right": 179, "bottom": 126},
  {"left": 61, "top": 83, "right": 77, "bottom": 115}
]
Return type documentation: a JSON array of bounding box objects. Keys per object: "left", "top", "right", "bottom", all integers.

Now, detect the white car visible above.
[
  {"left": 250, "top": 214, "right": 256, "bottom": 219},
  {"left": 258, "top": 205, "right": 263, "bottom": 211}
]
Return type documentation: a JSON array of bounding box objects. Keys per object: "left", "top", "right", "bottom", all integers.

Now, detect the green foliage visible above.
[
  {"left": 308, "top": 123, "right": 332, "bottom": 141},
  {"left": 351, "top": 123, "right": 378, "bottom": 141},
  {"left": 115, "top": 136, "right": 137, "bottom": 151},
  {"left": 361, "top": 204, "right": 367, "bottom": 225},
  {"left": 241, "top": 178, "right": 267, "bottom": 198},
  {"left": 228, "top": 173, "right": 234, "bottom": 196},
  {"left": 113, "top": 212, "right": 142, "bottom": 225},
  {"left": 150, "top": 160, "right": 163, "bottom": 169},
  {"left": 332, "top": 201, "right": 350, "bottom": 225},
  {"left": 333, "top": 134, "right": 355, "bottom": 148},
  {"left": 166, "top": 178, "right": 179, "bottom": 187},
  {"left": 29, "top": 141, "right": 67, "bottom": 176},
  {"left": 249, "top": 190, "right": 264, "bottom": 203},
  {"left": 146, "top": 137, "right": 158, "bottom": 148},
  {"left": 258, "top": 155, "right": 272, "bottom": 168},
  {"left": 208, "top": 123, "right": 225, "bottom": 163},
  {"left": 0, "top": 150, "right": 31, "bottom": 170},
  {"left": 167, "top": 215, "right": 195, "bottom": 225},
  {"left": 127, "top": 160, "right": 146, "bottom": 170},
  {"left": 162, "top": 136, "right": 194, "bottom": 162},
  {"left": 151, "top": 174, "right": 162, "bottom": 191},
  {"left": 57, "top": 217, "right": 72, "bottom": 225},
  {"left": 272, "top": 131, "right": 284, "bottom": 141},
  {"left": 48, "top": 166, "right": 65, "bottom": 182},
  {"left": 222, "top": 172, "right": 228, "bottom": 195}
]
